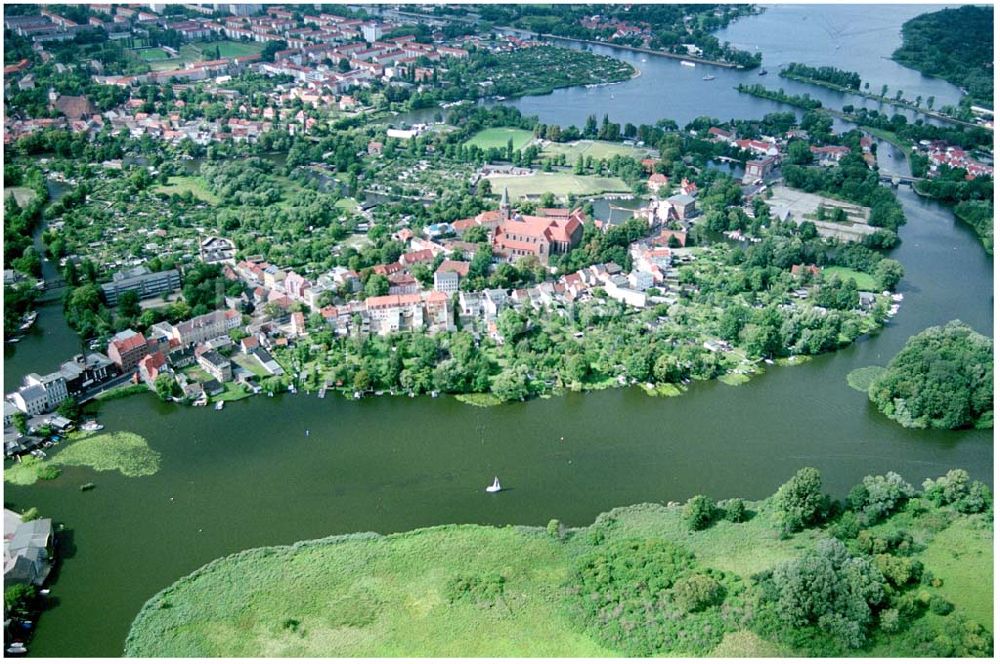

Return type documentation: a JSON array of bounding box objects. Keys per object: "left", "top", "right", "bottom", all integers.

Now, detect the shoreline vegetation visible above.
[
  {"left": 4, "top": 431, "right": 159, "bottom": 486},
  {"left": 777, "top": 64, "right": 984, "bottom": 128},
  {"left": 125, "top": 467, "right": 992, "bottom": 658},
  {"left": 506, "top": 29, "right": 741, "bottom": 69}
]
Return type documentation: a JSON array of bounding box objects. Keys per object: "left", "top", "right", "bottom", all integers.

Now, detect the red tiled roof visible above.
[{"left": 435, "top": 260, "right": 470, "bottom": 276}]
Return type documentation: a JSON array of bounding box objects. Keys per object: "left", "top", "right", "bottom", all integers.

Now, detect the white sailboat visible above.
[{"left": 485, "top": 476, "right": 502, "bottom": 493}]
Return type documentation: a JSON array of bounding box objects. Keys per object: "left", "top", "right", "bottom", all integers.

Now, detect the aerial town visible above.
[{"left": 2, "top": 2, "right": 994, "bottom": 660}]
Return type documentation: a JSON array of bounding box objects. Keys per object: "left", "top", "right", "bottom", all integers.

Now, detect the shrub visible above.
[
  {"left": 445, "top": 573, "right": 506, "bottom": 606},
  {"left": 847, "top": 472, "right": 916, "bottom": 524},
  {"left": 874, "top": 554, "right": 923, "bottom": 589},
  {"left": 830, "top": 510, "right": 861, "bottom": 541},
  {"left": 856, "top": 529, "right": 913, "bottom": 555},
  {"left": 684, "top": 495, "right": 715, "bottom": 530},
  {"left": 772, "top": 467, "right": 828, "bottom": 535},
  {"left": 757, "top": 538, "right": 885, "bottom": 650},
  {"left": 37, "top": 464, "right": 62, "bottom": 480},
  {"left": 879, "top": 607, "right": 901, "bottom": 633},
  {"left": 568, "top": 539, "right": 734, "bottom": 655},
  {"left": 672, "top": 573, "right": 724, "bottom": 613},
  {"left": 718, "top": 498, "right": 746, "bottom": 523},
  {"left": 929, "top": 596, "right": 954, "bottom": 616},
  {"left": 922, "top": 469, "right": 992, "bottom": 513},
  {"left": 547, "top": 518, "right": 563, "bottom": 540}
]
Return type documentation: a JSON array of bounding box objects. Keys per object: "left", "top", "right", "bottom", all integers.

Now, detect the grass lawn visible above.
[
  {"left": 125, "top": 501, "right": 826, "bottom": 657},
  {"left": 183, "top": 366, "right": 213, "bottom": 383},
  {"left": 273, "top": 175, "right": 310, "bottom": 209},
  {"left": 8, "top": 186, "right": 37, "bottom": 206},
  {"left": 180, "top": 40, "right": 265, "bottom": 61},
  {"left": 213, "top": 381, "right": 252, "bottom": 403},
  {"left": 464, "top": 127, "right": 534, "bottom": 151},
  {"left": 232, "top": 353, "right": 270, "bottom": 379},
  {"left": 335, "top": 197, "right": 360, "bottom": 211},
  {"left": 135, "top": 47, "right": 172, "bottom": 61},
  {"left": 154, "top": 176, "right": 221, "bottom": 205},
  {"left": 126, "top": 526, "right": 613, "bottom": 657},
  {"left": 915, "top": 518, "right": 993, "bottom": 628},
  {"left": 540, "top": 140, "right": 652, "bottom": 162},
  {"left": 487, "top": 173, "right": 629, "bottom": 201},
  {"left": 822, "top": 266, "right": 877, "bottom": 291}
]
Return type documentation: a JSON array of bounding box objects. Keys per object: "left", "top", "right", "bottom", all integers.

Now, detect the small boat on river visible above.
[
  {"left": 486, "top": 476, "right": 502, "bottom": 493},
  {"left": 80, "top": 420, "right": 103, "bottom": 432},
  {"left": 18, "top": 311, "right": 38, "bottom": 332},
  {"left": 214, "top": 401, "right": 224, "bottom": 411},
  {"left": 680, "top": 60, "right": 696, "bottom": 67},
  {"left": 702, "top": 75, "right": 715, "bottom": 81}
]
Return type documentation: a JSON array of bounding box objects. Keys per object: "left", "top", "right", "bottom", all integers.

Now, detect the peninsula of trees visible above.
[{"left": 868, "top": 321, "right": 993, "bottom": 430}]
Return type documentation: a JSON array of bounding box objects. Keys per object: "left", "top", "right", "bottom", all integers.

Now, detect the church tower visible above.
[{"left": 499, "top": 185, "right": 510, "bottom": 222}]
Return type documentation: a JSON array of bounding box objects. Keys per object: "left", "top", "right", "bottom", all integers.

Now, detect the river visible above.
[
  {"left": 398, "top": 4, "right": 961, "bottom": 132},
  {"left": 3, "top": 5, "right": 993, "bottom": 658}
]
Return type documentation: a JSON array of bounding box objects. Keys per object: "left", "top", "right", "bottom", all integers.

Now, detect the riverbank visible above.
[
  {"left": 125, "top": 471, "right": 992, "bottom": 657},
  {"left": 498, "top": 27, "right": 742, "bottom": 69},
  {"left": 778, "top": 72, "right": 983, "bottom": 129}
]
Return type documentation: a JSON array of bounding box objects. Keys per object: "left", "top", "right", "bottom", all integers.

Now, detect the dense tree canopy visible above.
[{"left": 892, "top": 6, "right": 993, "bottom": 106}]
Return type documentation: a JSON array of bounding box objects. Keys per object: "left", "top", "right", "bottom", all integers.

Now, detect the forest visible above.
[
  {"left": 892, "top": 5, "right": 994, "bottom": 107},
  {"left": 868, "top": 320, "right": 993, "bottom": 430}
]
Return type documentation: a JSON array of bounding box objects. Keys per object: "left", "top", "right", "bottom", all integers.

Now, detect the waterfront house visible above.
[
  {"left": 57, "top": 353, "right": 117, "bottom": 396},
  {"left": 201, "top": 379, "right": 224, "bottom": 397},
  {"left": 23, "top": 372, "right": 68, "bottom": 411},
  {"left": 108, "top": 329, "right": 148, "bottom": 373},
  {"left": 666, "top": 194, "right": 697, "bottom": 220},
  {"left": 9, "top": 384, "right": 48, "bottom": 417},
  {"left": 251, "top": 347, "right": 283, "bottom": 375},
  {"left": 3, "top": 510, "right": 53, "bottom": 587},
  {"left": 138, "top": 352, "right": 169, "bottom": 389},
  {"left": 197, "top": 350, "right": 232, "bottom": 383},
  {"left": 858, "top": 291, "right": 877, "bottom": 310}
]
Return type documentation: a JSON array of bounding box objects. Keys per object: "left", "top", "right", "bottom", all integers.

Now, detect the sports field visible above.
[
  {"left": 486, "top": 172, "right": 629, "bottom": 200},
  {"left": 464, "top": 127, "right": 534, "bottom": 151},
  {"left": 540, "top": 139, "right": 653, "bottom": 162}
]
